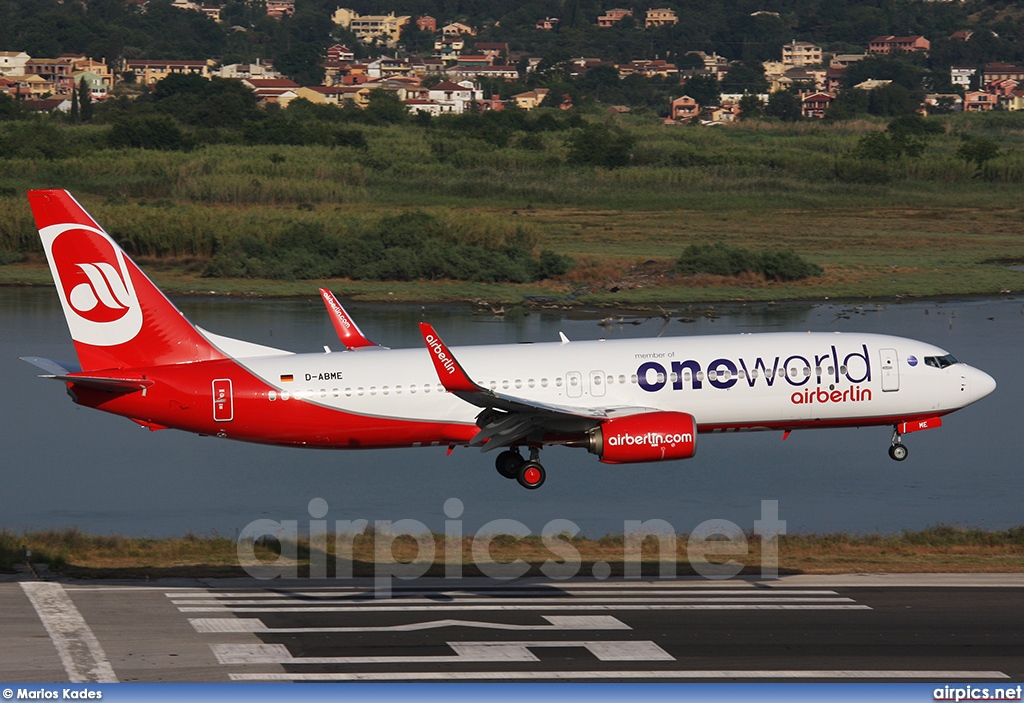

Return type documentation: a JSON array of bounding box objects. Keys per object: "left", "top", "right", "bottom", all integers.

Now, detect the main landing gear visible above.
[
  {"left": 494, "top": 447, "right": 546, "bottom": 490},
  {"left": 888, "top": 428, "right": 909, "bottom": 461}
]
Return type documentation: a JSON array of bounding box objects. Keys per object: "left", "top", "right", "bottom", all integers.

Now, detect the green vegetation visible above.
[
  {"left": 673, "top": 243, "right": 823, "bottom": 282},
  {"left": 3, "top": 525, "right": 1023, "bottom": 578},
  {"left": 3, "top": 110, "right": 1024, "bottom": 302},
  {"left": 202, "top": 212, "right": 573, "bottom": 282}
]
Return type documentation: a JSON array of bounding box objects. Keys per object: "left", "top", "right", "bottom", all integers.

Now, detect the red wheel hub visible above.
[{"left": 523, "top": 466, "right": 542, "bottom": 485}]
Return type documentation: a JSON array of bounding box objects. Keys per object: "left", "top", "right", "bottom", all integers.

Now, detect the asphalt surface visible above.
[{"left": 1, "top": 574, "right": 1022, "bottom": 682}]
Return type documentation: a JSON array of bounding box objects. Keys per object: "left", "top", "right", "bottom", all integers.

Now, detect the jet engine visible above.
[{"left": 579, "top": 411, "right": 697, "bottom": 464}]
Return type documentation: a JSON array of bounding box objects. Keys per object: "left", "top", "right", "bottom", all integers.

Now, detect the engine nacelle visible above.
[{"left": 582, "top": 411, "right": 697, "bottom": 464}]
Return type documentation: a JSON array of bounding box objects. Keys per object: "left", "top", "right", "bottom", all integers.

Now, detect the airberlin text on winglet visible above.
[{"left": 424, "top": 334, "right": 457, "bottom": 376}]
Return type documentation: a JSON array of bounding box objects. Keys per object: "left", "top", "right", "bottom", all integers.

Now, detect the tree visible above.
[
  {"left": 683, "top": 74, "right": 720, "bottom": 107},
  {"left": 738, "top": 93, "right": 763, "bottom": 120},
  {"left": 958, "top": 137, "right": 1000, "bottom": 167},
  {"left": 867, "top": 82, "right": 915, "bottom": 117},
  {"left": 364, "top": 90, "right": 408, "bottom": 125},
  {"left": 720, "top": 61, "right": 769, "bottom": 95},
  {"left": 565, "top": 122, "right": 635, "bottom": 169},
  {"left": 765, "top": 90, "right": 802, "bottom": 121},
  {"left": 79, "top": 78, "right": 93, "bottom": 122}
]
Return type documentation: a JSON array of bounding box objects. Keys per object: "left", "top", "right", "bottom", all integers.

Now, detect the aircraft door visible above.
[
  {"left": 879, "top": 348, "right": 899, "bottom": 392},
  {"left": 565, "top": 371, "right": 583, "bottom": 398},
  {"left": 589, "top": 370, "right": 606, "bottom": 397},
  {"left": 213, "top": 378, "right": 234, "bottom": 421}
]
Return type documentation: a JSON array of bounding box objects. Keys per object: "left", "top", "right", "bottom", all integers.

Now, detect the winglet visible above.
[
  {"left": 319, "top": 289, "right": 382, "bottom": 350},
  {"left": 419, "top": 323, "right": 480, "bottom": 393}
]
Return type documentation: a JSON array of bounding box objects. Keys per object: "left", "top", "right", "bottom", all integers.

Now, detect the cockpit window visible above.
[{"left": 924, "top": 354, "right": 958, "bottom": 369}]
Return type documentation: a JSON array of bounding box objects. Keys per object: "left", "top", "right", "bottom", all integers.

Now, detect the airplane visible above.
[{"left": 22, "top": 189, "right": 997, "bottom": 490}]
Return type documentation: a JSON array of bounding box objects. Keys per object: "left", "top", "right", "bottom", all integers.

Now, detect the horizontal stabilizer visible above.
[
  {"left": 21, "top": 356, "right": 82, "bottom": 376},
  {"left": 42, "top": 374, "right": 154, "bottom": 393}
]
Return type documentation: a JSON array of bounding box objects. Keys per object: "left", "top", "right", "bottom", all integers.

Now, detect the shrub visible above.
[
  {"left": 672, "top": 242, "right": 822, "bottom": 281},
  {"left": 107, "top": 114, "right": 188, "bottom": 150},
  {"left": 203, "top": 213, "right": 573, "bottom": 283}
]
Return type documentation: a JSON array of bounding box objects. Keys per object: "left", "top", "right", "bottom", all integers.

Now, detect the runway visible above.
[{"left": 2, "top": 575, "right": 1022, "bottom": 682}]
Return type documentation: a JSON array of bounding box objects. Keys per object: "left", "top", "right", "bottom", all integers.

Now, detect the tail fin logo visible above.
[
  {"left": 69, "top": 263, "right": 133, "bottom": 319},
  {"left": 42, "top": 224, "right": 143, "bottom": 346}
]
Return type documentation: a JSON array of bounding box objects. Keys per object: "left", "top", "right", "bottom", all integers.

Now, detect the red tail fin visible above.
[{"left": 27, "top": 190, "right": 226, "bottom": 371}]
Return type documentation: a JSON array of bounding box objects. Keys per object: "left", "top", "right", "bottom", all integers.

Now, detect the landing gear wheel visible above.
[
  {"left": 495, "top": 450, "right": 524, "bottom": 479},
  {"left": 888, "top": 444, "right": 908, "bottom": 461},
  {"left": 516, "top": 461, "right": 546, "bottom": 490}
]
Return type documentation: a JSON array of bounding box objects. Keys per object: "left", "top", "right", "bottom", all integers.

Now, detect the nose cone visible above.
[{"left": 970, "top": 366, "right": 997, "bottom": 403}]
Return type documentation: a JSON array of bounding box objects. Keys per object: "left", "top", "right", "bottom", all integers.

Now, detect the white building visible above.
[
  {"left": 0, "top": 51, "right": 30, "bottom": 76},
  {"left": 426, "top": 80, "right": 482, "bottom": 114}
]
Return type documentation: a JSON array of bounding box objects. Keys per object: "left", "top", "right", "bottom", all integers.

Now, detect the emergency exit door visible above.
[{"left": 879, "top": 348, "right": 899, "bottom": 392}]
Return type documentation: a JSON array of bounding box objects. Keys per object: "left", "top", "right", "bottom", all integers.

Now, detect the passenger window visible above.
[
  {"left": 382, "top": 386, "right": 389, "bottom": 395},
  {"left": 489, "top": 380, "right": 497, "bottom": 390},
  {"left": 345, "top": 388, "right": 352, "bottom": 397},
  {"left": 269, "top": 390, "right": 277, "bottom": 401},
  {"left": 541, "top": 378, "right": 548, "bottom": 388},
  {"left": 395, "top": 385, "right": 402, "bottom": 394},
  {"left": 708, "top": 370, "right": 717, "bottom": 380},
  {"left": 630, "top": 374, "right": 638, "bottom": 384},
  {"left": 332, "top": 388, "right": 339, "bottom": 397},
  {"left": 515, "top": 379, "right": 522, "bottom": 389},
  {"left": 593, "top": 376, "right": 601, "bottom": 385},
  {"left": 320, "top": 389, "right": 327, "bottom": 398},
  {"left": 528, "top": 379, "right": 536, "bottom": 388},
  {"left": 370, "top": 387, "right": 377, "bottom": 396},
  {"left": 840, "top": 365, "right": 847, "bottom": 374},
  {"left": 606, "top": 375, "right": 613, "bottom": 385},
  {"left": 697, "top": 371, "right": 705, "bottom": 381},
  {"left": 357, "top": 387, "right": 364, "bottom": 396},
  {"left": 502, "top": 380, "right": 509, "bottom": 389},
  {"left": 556, "top": 378, "right": 563, "bottom": 387},
  {"left": 827, "top": 366, "right": 834, "bottom": 375},
  {"left": 618, "top": 375, "right": 626, "bottom": 384}
]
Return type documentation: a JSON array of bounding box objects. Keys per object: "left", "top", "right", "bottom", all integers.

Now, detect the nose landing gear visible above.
[
  {"left": 888, "top": 428, "right": 908, "bottom": 461},
  {"left": 494, "top": 447, "right": 546, "bottom": 489}
]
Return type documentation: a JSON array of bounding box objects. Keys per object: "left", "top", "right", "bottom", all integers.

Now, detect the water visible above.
[{"left": 1, "top": 288, "right": 1021, "bottom": 538}]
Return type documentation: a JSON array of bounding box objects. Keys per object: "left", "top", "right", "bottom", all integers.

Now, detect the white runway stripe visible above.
[
  {"left": 212, "top": 640, "right": 674, "bottom": 665},
  {"left": 179, "top": 603, "right": 871, "bottom": 612},
  {"left": 172, "top": 596, "right": 856, "bottom": 606},
  {"left": 169, "top": 589, "right": 842, "bottom": 598},
  {"left": 228, "top": 669, "right": 1011, "bottom": 681},
  {"left": 191, "top": 614, "right": 632, "bottom": 633},
  {"left": 20, "top": 582, "right": 118, "bottom": 684}
]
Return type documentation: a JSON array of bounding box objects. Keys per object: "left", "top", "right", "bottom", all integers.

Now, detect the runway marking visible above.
[
  {"left": 178, "top": 604, "right": 871, "bottom": 613},
  {"left": 212, "top": 640, "right": 674, "bottom": 665},
  {"left": 190, "top": 614, "right": 632, "bottom": 634},
  {"left": 172, "top": 596, "right": 857, "bottom": 606},
  {"left": 169, "top": 589, "right": 843, "bottom": 598},
  {"left": 227, "top": 670, "right": 1012, "bottom": 682},
  {"left": 20, "top": 582, "right": 118, "bottom": 684}
]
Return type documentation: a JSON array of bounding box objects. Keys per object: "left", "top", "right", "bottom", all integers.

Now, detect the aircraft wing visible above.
[
  {"left": 320, "top": 289, "right": 387, "bottom": 350},
  {"left": 418, "top": 323, "right": 657, "bottom": 450}
]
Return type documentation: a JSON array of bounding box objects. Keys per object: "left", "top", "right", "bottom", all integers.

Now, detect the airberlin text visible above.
[
  {"left": 424, "top": 334, "right": 456, "bottom": 375},
  {"left": 637, "top": 344, "right": 872, "bottom": 406}
]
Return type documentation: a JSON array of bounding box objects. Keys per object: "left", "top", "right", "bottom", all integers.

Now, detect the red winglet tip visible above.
[
  {"left": 321, "top": 289, "right": 376, "bottom": 349},
  {"left": 419, "top": 323, "right": 478, "bottom": 393}
]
